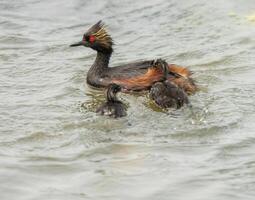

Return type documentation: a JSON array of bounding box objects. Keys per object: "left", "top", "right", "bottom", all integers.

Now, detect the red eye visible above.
[{"left": 89, "top": 35, "right": 96, "bottom": 43}]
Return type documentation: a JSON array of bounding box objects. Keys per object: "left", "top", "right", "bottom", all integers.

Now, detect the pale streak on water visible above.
[{"left": 0, "top": 0, "right": 255, "bottom": 199}]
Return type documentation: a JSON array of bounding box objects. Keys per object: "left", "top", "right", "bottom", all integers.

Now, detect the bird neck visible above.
[
  {"left": 86, "top": 51, "right": 112, "bottom": 86},
  {"left": 107, "top": 89, "right": 118, "bottom": 102},
  {"left": 89, "top": 51, "right": 111, "bottom": 75}
]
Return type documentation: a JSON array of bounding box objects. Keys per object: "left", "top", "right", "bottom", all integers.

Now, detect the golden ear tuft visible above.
[
  {"left": 89, "top": 21, "right": 113, "bottom": 48},
  {"left": 85, "top": 21, "right": 114, "bottom": 52}
]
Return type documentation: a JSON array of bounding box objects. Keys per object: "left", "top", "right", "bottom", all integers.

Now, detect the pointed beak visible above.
[{"left": 70, "top": 40, "right": 87, "bottom": 47}]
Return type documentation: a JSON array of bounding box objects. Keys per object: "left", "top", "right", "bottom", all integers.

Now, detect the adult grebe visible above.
[{"left": 70, "top": 21, "right": 197, "bottom": 94}]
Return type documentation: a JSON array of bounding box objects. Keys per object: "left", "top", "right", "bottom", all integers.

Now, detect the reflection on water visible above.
[{"left": 1, "top": 0, "right": 255, "bottom": 199}]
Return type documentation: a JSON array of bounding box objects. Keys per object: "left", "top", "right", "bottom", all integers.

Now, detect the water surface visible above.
[{"left": 1, "top": 0, "right": 255, "bottom": 199}]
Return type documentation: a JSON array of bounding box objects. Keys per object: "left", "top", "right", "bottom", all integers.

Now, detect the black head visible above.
[
  {"left": 161, "top": 62, "right": 169, "bottom": 80},
  {"left": 106, "top": 83, "right": 121, "bottom": 102},
  {"left": 151, "top": 59, "right": 169, "bottom": 81},
  {"left": 70, "top": 21, "right": 113, "bottom": 54}
]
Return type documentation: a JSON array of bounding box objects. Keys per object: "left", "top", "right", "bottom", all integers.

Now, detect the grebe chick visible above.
[
  {"left": 96, "top": 83, "right": 127, "bottom": 118},
  {"left": 150, "top": 59, "right": 189, "bottom": 109},
  {"left": 70, "top": 21, "right": 197, "bottom": 94}
]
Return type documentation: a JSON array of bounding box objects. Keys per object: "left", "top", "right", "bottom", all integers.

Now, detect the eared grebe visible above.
[
  {"left": 96, "top": 83, "right": 126, "bottom": 118},
  {"left": 150, "top": 59, "right": 189, "bottom": 109},
  {"left": 70, "top": 21, "right": 197, "bottom": 94}
]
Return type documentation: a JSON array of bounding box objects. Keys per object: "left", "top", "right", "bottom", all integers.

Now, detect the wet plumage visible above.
[
  {"left": 70, "top": 21, "right": 197, "bottom": 94},
  {"left": 96, "top": 83, "right": 126, "bottom": 118},
  {"left": 149, "top": 59, "right": 189, "bottom": 109}
]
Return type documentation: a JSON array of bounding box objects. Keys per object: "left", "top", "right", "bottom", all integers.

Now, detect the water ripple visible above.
[{"left": 1, "top": 0, "right": 255, "bottom": 200}]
